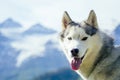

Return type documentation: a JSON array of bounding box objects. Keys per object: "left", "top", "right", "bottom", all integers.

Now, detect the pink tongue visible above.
[{"left": 71, "top": 58, "right": 82, "bottom": 70}]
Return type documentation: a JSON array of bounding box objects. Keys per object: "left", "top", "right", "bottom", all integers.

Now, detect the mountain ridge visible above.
[
  {"left": 0, "top": 18, "right": 22, "bottom": 28},
  {"left": 113, "top": 24, "right": 120, "bottom": 45},
  {"left": 23, "top": 23, "right": 56, "bottom": 35}
]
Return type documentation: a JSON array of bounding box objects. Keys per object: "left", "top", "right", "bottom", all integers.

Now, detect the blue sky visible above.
[{"left": 0, "top": 0, "right": 120, "bottom": 31}]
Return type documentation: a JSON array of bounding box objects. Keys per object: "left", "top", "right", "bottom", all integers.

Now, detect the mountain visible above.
[
  {"left": 113, "top": 24, "right": 120, "bottom": 45},
  {"left": 0, "top": 32, "right": 20, "bottom": 80},
  {"left": 0, "top": 38, "right": 74, "bottom": 80},
  {"left": 35, "top": 68, "right": 81, "bottom": 80},
  {"left": 0, "top": 18, "right": 80, "bottom": 80},
  {"left": 0, "top": 18, "right": 22, "bottom": 28},
  {"left": 0, "top": 32, "right": 9, "bottom": 42},
  {"left": 14, "top": 40, "right": 70, "bottom": 80},
  {"left": 114, "top": 24, "right": 120, "bottom": 35},
  {"left": 23, "top": 24, "right": 56, "bottom": 35}
]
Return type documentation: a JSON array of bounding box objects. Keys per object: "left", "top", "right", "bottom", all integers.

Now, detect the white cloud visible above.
[
  {"left": 11, "top": 34, "right": 58, "bottom": 67},
  {"left": 11, "top": 35, "right": 48, "bottom": 67},
  {"left": 15, "top": 50, "right": 44, "bottom": 67}
]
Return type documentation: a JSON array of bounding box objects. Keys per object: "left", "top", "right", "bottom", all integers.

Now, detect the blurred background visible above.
[{"left": 0, "top": 0, "right": 120, "bottom": 80}]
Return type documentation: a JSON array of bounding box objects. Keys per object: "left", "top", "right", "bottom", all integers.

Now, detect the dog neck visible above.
[
  {"left": 78, "top": 32, "right": 114, "bottom": 79},
  {"left": 78, "top": 44, "right": 102, "bottom": 78}
]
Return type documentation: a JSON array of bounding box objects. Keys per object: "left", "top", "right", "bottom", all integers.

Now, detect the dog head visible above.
[{"left": 60, "top": 10, "right": 101, "bottom": 70}]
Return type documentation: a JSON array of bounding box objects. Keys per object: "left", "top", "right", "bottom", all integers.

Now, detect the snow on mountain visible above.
[
  {"left": 113, "top": 24, "right": 120, "bottom": 45},
  {"left": 23, "top": 23, "right": 56, "bottom": 35},
  {"left": 0, "top": 32, "right": 20, "bottom": 80},
  {"left": 0, "top": 18, "right": 22, "bottom": 28},
  {"left": 0, "top": 32, "right": 10, "bottom": 42},
  {"left": 0, "top": 18, "right": 72, "bottom": 80},
  {"left": 12, "top": 34, "right": 69, "bottom": 68},
  {"left": 37, "top": 68, "right": 81, "bottom": 80},
  {"left": 0, "top": 18, "right": 23, "bottom": 38}
]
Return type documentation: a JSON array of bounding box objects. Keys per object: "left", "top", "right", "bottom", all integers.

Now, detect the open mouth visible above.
[
  {"left": 71, "top": 49, "right": 88, "bottom": 70},
  {"left": 71, "top": 57, "right": 84, "bottom": 70}
]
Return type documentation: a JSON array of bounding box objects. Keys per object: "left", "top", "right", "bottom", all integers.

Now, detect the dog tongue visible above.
[{"left": 71, "top": 58, "right": 82, "bottom": 70}]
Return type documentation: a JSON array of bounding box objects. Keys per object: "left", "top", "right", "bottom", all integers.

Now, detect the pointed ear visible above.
[
  {"left": 62, "top": 11, "right": 72, "bottom": 30},
  {"left": 86, "top": 10, "right": 98, "bottom": 28}
]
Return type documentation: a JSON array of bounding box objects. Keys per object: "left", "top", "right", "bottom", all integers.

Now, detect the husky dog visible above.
[{"left": 59, "top": 10, "right": 120, "bottom": 80}]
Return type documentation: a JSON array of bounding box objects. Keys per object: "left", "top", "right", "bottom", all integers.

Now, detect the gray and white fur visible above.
[{"left": 59, "top": 10, "right": 120, "bottom": 80}]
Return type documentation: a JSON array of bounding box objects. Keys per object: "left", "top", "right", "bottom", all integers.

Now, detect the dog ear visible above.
[
  {"left": 62, "top": 11, "right": 72, "bottom": 30},
  {"left": 86, "top": 10, "right": 98, "bottom": 29}
]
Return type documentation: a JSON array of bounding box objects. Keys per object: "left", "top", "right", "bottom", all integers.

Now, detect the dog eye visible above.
[
  {"left": 81, "top": 37, "right": 88, "bottom": 41},
  {"left": 68, "top": 37, "right": 72, "bottom": 40}
]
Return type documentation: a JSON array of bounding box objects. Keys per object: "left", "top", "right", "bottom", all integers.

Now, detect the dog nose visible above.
[{"left": 71, "top": 49, "right": 79, "bottom": 56}]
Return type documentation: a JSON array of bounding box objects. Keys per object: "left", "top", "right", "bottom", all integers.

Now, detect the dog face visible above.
[{"left": 60, "top": 10, "right": 99, "bottom": 70}]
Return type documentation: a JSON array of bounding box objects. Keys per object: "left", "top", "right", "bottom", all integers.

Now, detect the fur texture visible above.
[{"left": 59, "top": 10, "right": 120, "bottom": 80}]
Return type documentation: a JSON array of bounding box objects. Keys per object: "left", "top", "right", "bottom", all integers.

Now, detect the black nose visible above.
[{"left": 71, "top": 49, "right": 79, "bottom": 56}]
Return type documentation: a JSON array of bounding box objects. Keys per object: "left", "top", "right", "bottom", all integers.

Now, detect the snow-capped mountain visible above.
[
  {"left": 0, "top": 18, "right": 23, "bottom": 37},
  {"left": 0, "top": 31, "right": 20, "bottom": 80},
  {"left": 0, "top": 18, "right": 76, "bottom": 80},
  {"left": 0, "top": 18, "right": 22, "bottom": 28},
  {"left": 23, "top": 24, "right": 56, "bottom": 35},
  {"left": 0, "top": 32, "right": 9, "bottom": 42},
  {"left": 113, "top": 24, "right": 120, "bottom": 45},
  {"left": 37, "top": 68, "right": 80, "bottom": 80}
]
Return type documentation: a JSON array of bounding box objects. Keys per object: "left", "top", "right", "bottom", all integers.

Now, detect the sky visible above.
[{"left": 0, "top": 0, "right": 120, "bottom": 32}]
